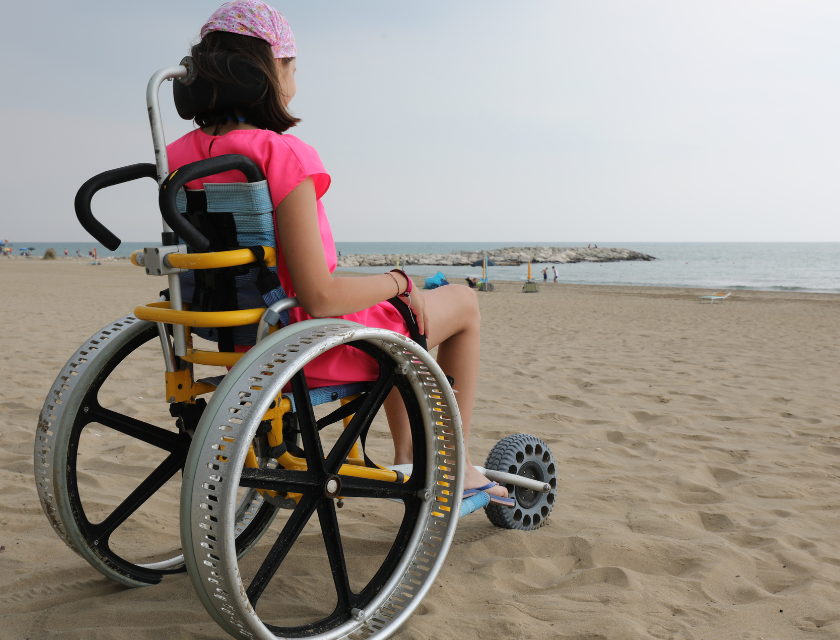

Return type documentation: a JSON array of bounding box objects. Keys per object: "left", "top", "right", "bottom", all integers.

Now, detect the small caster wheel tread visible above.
[{"left": 484, "top": 433, "right": 557, "bottom": 531}]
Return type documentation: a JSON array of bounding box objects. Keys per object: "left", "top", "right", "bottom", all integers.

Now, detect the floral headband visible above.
[{"left": 201, "top": 0, "right": 296, "bottom": 59}]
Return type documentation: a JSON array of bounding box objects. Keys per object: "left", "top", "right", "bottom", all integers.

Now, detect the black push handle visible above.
[
  {"left": 74, "top": 163, "right": 158, "bottom": 250},
  {"left": 159, "top": 155, "right": 265, "bottom": 252}
]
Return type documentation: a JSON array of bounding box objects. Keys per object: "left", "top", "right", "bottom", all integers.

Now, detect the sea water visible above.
[
  {"left": 7, "top": 241, "right": 838, "bottom": 294},
  {"left": 335, "top": 242, "right": 840, "bottom": 294}
]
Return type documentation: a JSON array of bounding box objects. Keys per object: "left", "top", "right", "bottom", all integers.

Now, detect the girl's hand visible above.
[{"left": 406, "top": 288, "right": 429, "bottom": 338}]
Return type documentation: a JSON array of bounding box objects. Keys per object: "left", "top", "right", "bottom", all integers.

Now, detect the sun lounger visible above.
[{"left": 700, "top": 292, "right": 731, "bottom": 304}]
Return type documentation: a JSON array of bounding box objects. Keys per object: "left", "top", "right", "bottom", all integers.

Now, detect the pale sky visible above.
[{"left": 2, "top": 1, "right": 838, "bottom": 243}]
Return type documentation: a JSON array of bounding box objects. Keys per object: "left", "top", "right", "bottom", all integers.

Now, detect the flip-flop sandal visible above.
[{"left": 463, "top": 482, "right": 516, "bottom": 509}]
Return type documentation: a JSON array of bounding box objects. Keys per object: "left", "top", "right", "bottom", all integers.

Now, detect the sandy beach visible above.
[{"left": 2, "top": 258, "right": 840, "bottom": 639}]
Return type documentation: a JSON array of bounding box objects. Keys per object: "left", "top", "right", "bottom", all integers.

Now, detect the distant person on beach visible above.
[
  {"left": 542, "top": 267, "right": 548, "bottom": 283},
  {"left": 64, "top": 248, "right": 68, "bottom": 257},
  {"left": 552, "top": 265, "right": 558, "bottom": 283},
  {"left": 465, "top": 277, "right": 477, "bottom": 289},
  {"left": 162, "top": 1, "right": 509, "bottom": 503}
]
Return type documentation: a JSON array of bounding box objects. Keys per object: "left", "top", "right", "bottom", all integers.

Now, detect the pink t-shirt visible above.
[{"left": 167, "top": 128, "right": 407, "bottom": 387}]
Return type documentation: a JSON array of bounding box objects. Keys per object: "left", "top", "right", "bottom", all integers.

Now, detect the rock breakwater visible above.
[{"left": 336, "top": 246, "right": 655, "bottom": 267}]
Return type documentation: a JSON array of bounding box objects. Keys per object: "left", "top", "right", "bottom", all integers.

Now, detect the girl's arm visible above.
[{"left": 275, "top": 177, "right": 429, "bottom": 333}]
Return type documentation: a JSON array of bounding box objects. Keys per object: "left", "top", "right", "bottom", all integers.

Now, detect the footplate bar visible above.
[{"left": 389, "top": 464, "right": 551, "bottom": 493}]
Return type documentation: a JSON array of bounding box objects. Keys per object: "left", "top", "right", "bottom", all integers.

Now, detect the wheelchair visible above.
[{"left": 34, "top": 56, "right": 558, "bottom": 639}]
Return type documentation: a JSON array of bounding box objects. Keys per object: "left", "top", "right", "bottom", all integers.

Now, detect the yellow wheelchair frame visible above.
[{"left": 131, "top": 245, "right": 408, "bottom": 493}]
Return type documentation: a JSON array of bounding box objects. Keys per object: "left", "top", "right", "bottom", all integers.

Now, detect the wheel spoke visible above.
[
  {"left": 246, "top": 493, "right": 319, "bottom": 606},
  {"left": 290, "top": 372, "right": 325, "bottom": 475},
  {"left": 356, "top": 496, "right": 423, "bottom": 604},
  {"left": 324, "top": 369, "right": 395, "bottom": 473},
  {"left": 88, "top": 451, "right": 184, "bottom": 545},
  {"left": 338, "top": 475, "right": 417, "bottom": 500},
  {"left": 317, "top": 500, "right": 353, "bottom": 611},
  {"left": 239, "top": 467, "right": 319, "bottom": 493},
  {"left": 315, "top": 394, "right": 366, "bottom": 431},
  {"left": 86, "top": 404, "right": 185, "bottom": 452}
]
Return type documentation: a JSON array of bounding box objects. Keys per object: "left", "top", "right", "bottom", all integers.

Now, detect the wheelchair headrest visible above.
[{"left": 173, "top": 54, "right": 267, "bottom": 120}]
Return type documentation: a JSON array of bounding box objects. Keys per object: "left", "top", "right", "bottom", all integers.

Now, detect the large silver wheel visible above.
[
  {"left": 34, "top": 315, "right": 278, "bottom": 587},
  {"left": 181, "top": 319, "right": 464, "bottom": 640}
]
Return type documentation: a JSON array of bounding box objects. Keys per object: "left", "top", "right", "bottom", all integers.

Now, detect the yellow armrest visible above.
[
  {"left": 134, "top": 301, "right": 265, "bottom": 327},
  {"left": 167, "top": 247, "right": 276, "bottom": 270}
]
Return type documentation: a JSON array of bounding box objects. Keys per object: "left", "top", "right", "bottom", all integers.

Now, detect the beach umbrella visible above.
[
  {"left": 471, "top": 258, "right": 497, "bottom": 267},
  {"left": 522, "top": 260, "right": 539, "bottom": 293},
  {"left": 478, "top": 257, "right": 496, "bottom": 291}
]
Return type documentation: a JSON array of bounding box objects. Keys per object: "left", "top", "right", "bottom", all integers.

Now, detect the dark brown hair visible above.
[{"left": 190, "top": 31, "right": 299, "bottom": 133}]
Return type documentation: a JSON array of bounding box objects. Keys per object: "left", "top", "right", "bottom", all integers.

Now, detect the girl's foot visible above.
[
  {"left": 391, "top": 453, "right": 508, "bottom": 500},
  {"left": 464, "top": 465, "right": 508, "bottom": 499}
]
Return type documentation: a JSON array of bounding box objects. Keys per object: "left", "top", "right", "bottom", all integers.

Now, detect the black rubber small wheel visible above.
[{"left": 483, "top": 434, "right": 557, "bottom": 531}]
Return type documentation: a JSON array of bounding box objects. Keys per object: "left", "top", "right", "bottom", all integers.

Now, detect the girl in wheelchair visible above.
[
  {"left": 36, "top": 5, "right": 557, "bottom": 635},
  {"left": 169, "top": 0, "right": 511, "bottom": 505}
]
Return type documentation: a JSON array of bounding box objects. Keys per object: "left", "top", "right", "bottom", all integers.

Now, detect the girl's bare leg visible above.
[
  {"left": 383, "top": 285, "right": 507, "bottom": 498},
  {"left": 384, "top": 388, "right": 414, "bottom": 464}
]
